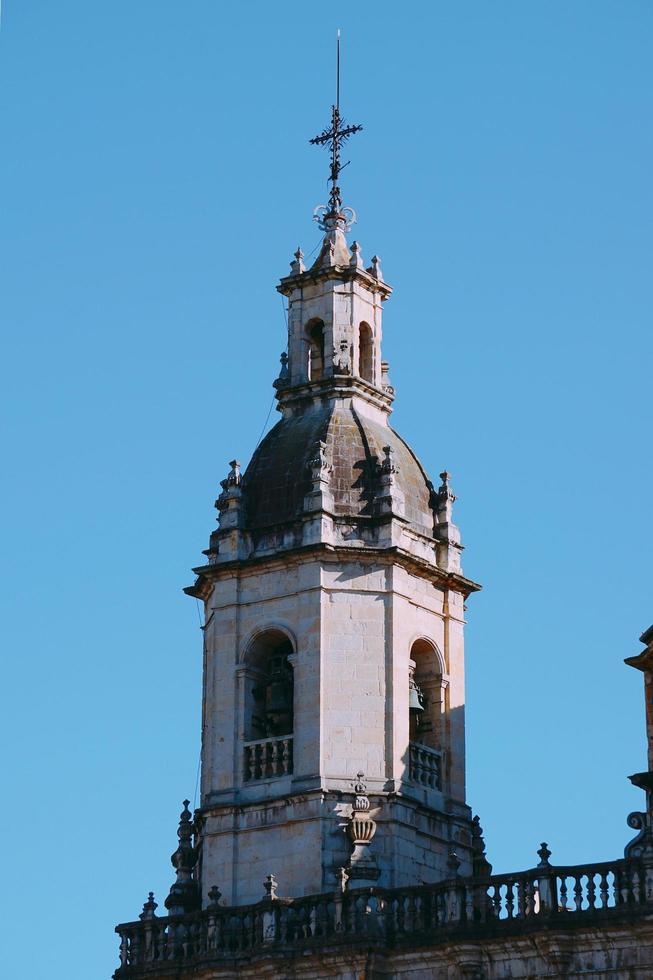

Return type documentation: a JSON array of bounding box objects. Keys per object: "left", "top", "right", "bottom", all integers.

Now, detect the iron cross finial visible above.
[{"left": 310, "top": 32, "right": 362, "bottom": 230}]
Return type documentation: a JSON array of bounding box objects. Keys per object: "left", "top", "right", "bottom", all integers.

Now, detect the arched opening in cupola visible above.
[
  {"left": 359, "top": 322, "right": 374, "bottom": 382},
  {"left": 306, "top": 319, "right": 325, "bottom": 381}
]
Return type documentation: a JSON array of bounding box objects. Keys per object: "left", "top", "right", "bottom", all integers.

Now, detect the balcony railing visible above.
[
  {"left": 243, "top": 735, "right": 293, "bottom": 782},
  {"left": 409, "top": 742, "right": 441, "bottom": 789},
  {"left": 114, "top": 855, "right": 650, "bottom": 974}
]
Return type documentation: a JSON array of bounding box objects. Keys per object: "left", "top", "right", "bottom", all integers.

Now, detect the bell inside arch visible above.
[
  {"left": 408, "top": 660, "right": 425, "bottom": 714},
  {"left": 409, "top": 683, "right": 425, "bottom": 713},
  {"left": 265, "top": 653, "right": 293, "bottom": 732}
]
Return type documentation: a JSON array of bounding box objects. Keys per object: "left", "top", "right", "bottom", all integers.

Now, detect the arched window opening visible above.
[
  {"left": 306, "top": 320, "right": 325, "bottom": 382},
  {"left": 408, "top": 639, "right": 442, "bottom": 751},
  {"left": 358, "top": 322, "right": 374, "bottom": 383},
  {"left": 244, "top": 631, "right": 294, "bottom": 742}
]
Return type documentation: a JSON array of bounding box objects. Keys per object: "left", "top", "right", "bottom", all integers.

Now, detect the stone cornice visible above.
[
  {"left": 185, "top": 541, "right": 482, "bottom": 601},
  {"left": 275, "top": 374, "right": 394, "bottom": 414},
  {"left": 277, "top": 263, "right": 393, "bottom": 300}
]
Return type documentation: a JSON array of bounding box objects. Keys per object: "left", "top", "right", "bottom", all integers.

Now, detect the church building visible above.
[{"left": 112, "top": 83, "right": 653, "bottom": 980}]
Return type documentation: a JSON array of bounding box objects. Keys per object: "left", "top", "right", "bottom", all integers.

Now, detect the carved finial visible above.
[
  {"left": 370, "top": 255, "right": 383, "bottom": 280},
  {"left": 381, "top": 445, "right": 398, "bottom": 476},
  {"left": 139, "top": 891, "right": 158, "bottom": 920},
  {"left": 227, "top": 461, "right": 241, "bottom": 486},
  {"left": 435, "top": 470, "right": 456, "bottom": 520},
  {"left": 447, "top": 849, "right": 461, "bottom": 877},
  {"left": 346, "top": 770, "right": 378, "bottom": 879},
  {"left": 263, "top": 873, "right": 278, "bottom": 900},
  {"left": 207, "top": 885, "right": 222, "bottom": 908},
  {"left": 381, "top": 360, "right": 395, "bottom": 397},
  {"left": 439, "top": 471, "right": 455, "bottom": 497},
  {"left": 350, "top": 240, "right": 364, "bottom": 269},
  {"left": 471, "top": 815, "right": 492, "bottom": 877},
  {"left": 164, "top": 799, "right": 200, "bottom": 915},
  {"left": 290, "top": 247, "right": 305, "bottom": 274},
  {"left": 471, "top": 815, "right": 485, "bottom": 848},
  {"left": 307, "top": 440, "right": 331, "bottom": 483},
  {"left": 537, "top": 842, "right": 552, "bottom": 868},
  {"left": 274, "top": 351, "right": 290, "bottom": 390}
]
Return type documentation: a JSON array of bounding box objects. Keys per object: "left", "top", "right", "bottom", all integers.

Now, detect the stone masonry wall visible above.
[{"left": 198, "top": 552, "right": 471, "bottom": 905}]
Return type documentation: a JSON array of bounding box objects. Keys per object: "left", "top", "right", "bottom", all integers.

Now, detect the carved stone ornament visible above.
[
  {"left": 348, "top": 785, "right": 375, "bottom": 842},
  {"left": 263, "top": 873, "right": 278, "bottom": 900},
  {"left": 381, "top": 445, "right": 398, "bottom": 477},
  {"left": 290, "top": 247, "right": 305, "bottom": 275},
  {"left": 349, "top": 239, "right": 364, "bottom": 270},
  {"left": 164, "top": 800, "right": 200, "bottom": 915},
  {"left": 307, "top": 440, "right": 332, "bottom": 483},
  {"left": 471, "top": 815, "right": 493, "bottom": 877},
  {"left": 625, "top": 810, "right": 650, "bottom": 859},
  {"left": 273, "top": 351, "right": 290, "bottom": 389},
  {"left": 333, "top": 338, "right": 351, "bottom": 375},
  {"left": 139, "top": 892, "right": 158, "bottom": 921}
]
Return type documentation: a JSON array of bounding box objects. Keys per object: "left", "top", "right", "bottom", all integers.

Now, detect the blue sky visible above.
[{"left": 1, "top": 2, "right": 651, "bottom": 976}]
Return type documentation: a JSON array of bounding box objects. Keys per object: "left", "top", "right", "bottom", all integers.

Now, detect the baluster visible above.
[
  {"left": 505, "top": 881, "right": 515, "bottom": 919},
  {"left": 316, "top": 897, "right": 329, "bottom": 937},
  {"left": 631, "top": 865, "right": 642, "bottom": 905},
  {"left": 130, "top": 927, "right": 142, "bottom": 965},
  {"left": 489, "top": 883, "right": 502, "bottom": 919},
  {"left": 524, "top": 877, "right": 533, "bottom": 916},
  {"left": 118, "top": 930, "right": 129, "bottom": 967},
  {"left": 515, "top": 878, "right": 525, "bottom": 918},
  {"left": 573, "top": 875, "right": 583, "bottom": 912},
  {"left": 405, "top": 892, "right": 416, "bottom": 932},
  {"left": 270, "top": 739, "right": 279, "bottom": 776},
  {"left": 614, "top": 868, "right": 630, "bottom": 905},
  {"left": 586, "top": 873, "right": 597, "bottom": 910},
  {"left": 159, "top": 923, "right": 169, "bottom": 960},
  {"left": 180, "top": 922, "right": 190, "bottom": 959},
  {"left": 559, "top": 876, "right": 568, "bottom": 911},
  {"left": 474, "top": 882, "right": 488, "bottom": 923},
  {"left": 436, "top": 888, "right": 446, "bottom": 925},
  {"left": 599, "top": 871, "right": 609, "bottom": 909},
  {"left": 395, "top": 894, "right": 406, "bottom": 934},
  {"left": 207, "top": 912, "right": 216, "bottom": 950},
  {"left": 143, "top": 922, "right": 153, "bottom": 961},
  {"left": 420, "top": 891, "right": 433, "bottom": 931},
  {"left": 281, "top": 738, "right": 289, "bottom": 775},
  {"left": 464, "top": 882, "right": 474, "bottom": 922}
]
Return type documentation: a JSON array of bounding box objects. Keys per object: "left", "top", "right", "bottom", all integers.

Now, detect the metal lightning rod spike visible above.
[{"left": 336, "top": 29, "right": 341, "bottom": 111}]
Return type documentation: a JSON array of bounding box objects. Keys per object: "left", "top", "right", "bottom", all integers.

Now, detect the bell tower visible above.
[{"left": 184, "top": 80, "right": 481, "bottom": 908}]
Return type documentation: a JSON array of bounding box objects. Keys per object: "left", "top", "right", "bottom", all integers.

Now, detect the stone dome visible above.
[{"left": 241, "top": 401, "right": 436, "bottom": 536}]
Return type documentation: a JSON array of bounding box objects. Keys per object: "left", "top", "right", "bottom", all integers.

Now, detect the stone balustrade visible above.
[
  {"left": 409, "top": 741, "right": 441, "bottom": 789},
  {"left": 243, "top": 735, "right": 293, "bottom": 782},
  {"left": 114, "top": 856, "right": 650, "bottom": 974}
]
